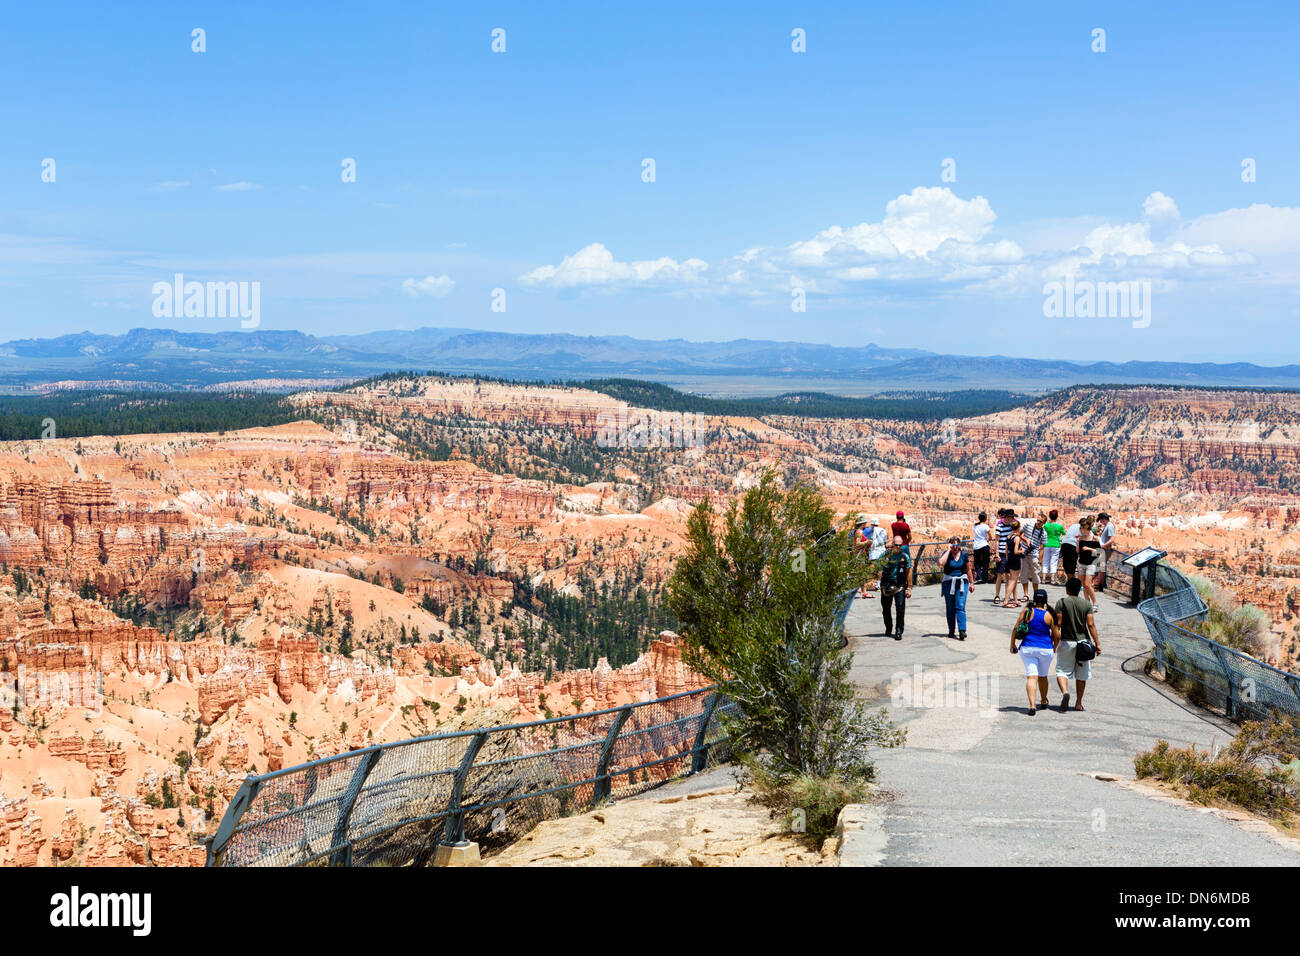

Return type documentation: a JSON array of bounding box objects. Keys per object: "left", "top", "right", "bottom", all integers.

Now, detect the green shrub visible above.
[
  {"left": 742, "top": 754, "right": 873, "bottom": 844},
  {"left": 667, "top": 470, "right": 903, "bottom": 781},
  {"left": 1135, "top": 713, "right": 1300, "bottom": 817},
  {"left": 1186, "top": 575, "right": 1274, "bottom": 659}
]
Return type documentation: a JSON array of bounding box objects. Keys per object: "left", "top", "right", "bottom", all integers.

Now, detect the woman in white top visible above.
[
  {"left": 870, "top": 519, "right": 889, "bottom": 561},
  {"left": 1060, "top": 519, "right": 1081, "bottom": 581}
]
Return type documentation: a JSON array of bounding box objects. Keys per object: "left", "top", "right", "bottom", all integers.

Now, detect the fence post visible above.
[
  {"left": 1206, "top": 641, "right": 1238, "bottom": 720},
  {"left": 1149, "top": 623, "right": 1167, "bottom": 674},
  {"left": 593, "top": 706, "right": 634, "bottom": 802},
  {"left": 911, "top": 544, "right": 926, "bottom": 585},
  {"left": 206, "top": 775, "right": 261, "bottom": 867},
  {"left": 439, "top": 731, "right": 489, "bottom": 847},
  {"left": 690, "top": 693, "right": 722, "bottom": 773},
  {"left": 1142, "top": 563, "right": 1158, "bottom": 602},
  {"left": 328, "top": 748, "right": 384, "bottom": 867}
]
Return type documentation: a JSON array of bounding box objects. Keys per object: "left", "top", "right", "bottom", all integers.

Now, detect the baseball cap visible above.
[
  {"left": 1034, "top": 588, "right": 1048, "bottom": 603},
  {"left": 896, "top": 510, "right": 905, "bottom": 518}
]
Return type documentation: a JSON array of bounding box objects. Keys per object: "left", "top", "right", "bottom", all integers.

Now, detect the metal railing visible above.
[
  {"left": 908, "top": 539, "right": 968, "bottom": 584},
  {"left": 1122, "top": 549, "right": 1300, "bottom": 722},
  {"left": 206, "top": 538, "right": 937, "bottom": 867},
  {"left": 207, "top": 685, "right": 738, "bottom": 867}
]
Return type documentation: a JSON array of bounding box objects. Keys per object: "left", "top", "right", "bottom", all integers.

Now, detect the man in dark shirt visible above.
[
  {"left": 1052, "top": 577, "right": 1101, "bottom": 711},
  {"left": 878, "top": 536, "right": 912, "bottom": 640}
]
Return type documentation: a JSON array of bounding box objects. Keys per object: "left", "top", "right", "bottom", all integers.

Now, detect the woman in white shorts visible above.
[{"left": 1009, "top": 589, "right": 1057, "bottom": 715}]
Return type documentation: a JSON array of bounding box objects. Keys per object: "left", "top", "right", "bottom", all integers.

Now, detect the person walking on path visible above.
[
  {"left": 1053, "top": 577, "right": 1101, "bottom": 711},
  {"left": 1042, "top": 510, "right": 1065, "bottom": 584},
  {"left": 972, "top": 512, "right": 991, "bottom": 584},
  {"left": 878, "top": 536, "right": 912, "bottom": 640},
  {"left": 940, "top": 535, "right": 975, "bottom": 640},
  {"left": 1095, "top": 512, "right": 1117, "bottom": 592},
  {"left": 1010, "top": 588, "right": 1056, "bottom": 715}
]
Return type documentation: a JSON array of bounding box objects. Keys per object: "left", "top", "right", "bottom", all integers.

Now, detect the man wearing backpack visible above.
[
  {"left": 1052, "top": 577, "right": 1101, "bottom": 711},
  {"left": 878, "top": 536, "right": 913, "bottom": 640}
]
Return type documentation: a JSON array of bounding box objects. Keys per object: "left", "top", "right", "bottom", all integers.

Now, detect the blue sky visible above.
[{"left": 2, "top": 1, "right": 1299, "bottom": 362}]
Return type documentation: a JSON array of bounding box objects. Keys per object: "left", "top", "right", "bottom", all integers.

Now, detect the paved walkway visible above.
[{"left": 847, "top": 582, "right": 1300, "bottom": 865}]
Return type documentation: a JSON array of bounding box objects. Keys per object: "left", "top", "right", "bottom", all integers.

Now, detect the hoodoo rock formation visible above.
[{"left": 2, "top": 377, "right": 1297, "bottom": 865}]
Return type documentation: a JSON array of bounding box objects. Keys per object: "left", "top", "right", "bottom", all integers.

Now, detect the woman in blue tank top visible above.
[{"left": 1009, "top": 589, "right": 1057, "bottom": 715}]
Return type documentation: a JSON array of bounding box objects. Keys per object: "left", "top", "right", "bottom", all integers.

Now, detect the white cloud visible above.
[
  {"left": 1142, "top": 191, "right": 1180, "bottom": 223},
  {"left": 520, "top": 242, "right": 708, "bottom": 288},
  {"left": 401, "top": 274, "right": 455, "bottom": 297},
  {"left": 782, "top": 187, "right": 1014, "bottom": 266},
  {"left": 216, "top": 181, "right": 261, "bottom": 192},
  {"left": 515, "top": 189, "right": 1300, "bottom": 304},
  {"left": 721, "top": 187, "right": 1024, "bottom": 295},
  {"left": 1043, "top": 197, "right": 1253, "bottom": 282},
  {"left": 1173, "top": 203, "right": 1300, "bottom": 256}
]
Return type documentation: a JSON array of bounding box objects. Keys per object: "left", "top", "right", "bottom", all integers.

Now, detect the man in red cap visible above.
[{"left": 891, "top": 510, "right": 912, "bottom": 557}]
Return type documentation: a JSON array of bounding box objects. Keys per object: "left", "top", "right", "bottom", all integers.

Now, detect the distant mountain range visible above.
[{"left": 1, "top": 326, "right": 1297, "bottom": 393}]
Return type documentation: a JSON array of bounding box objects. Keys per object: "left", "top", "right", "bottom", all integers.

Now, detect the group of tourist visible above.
[
  {"left": 973, "top": 507, "right": 1116, "bottom": 613},
  {"left": 852, "top": 506, "right": 1116, "bottom": 714}
]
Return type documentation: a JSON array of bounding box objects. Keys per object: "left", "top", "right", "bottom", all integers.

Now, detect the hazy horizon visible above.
[{"left": 9, "top": 324, "right": 1300, "bottom": 376}]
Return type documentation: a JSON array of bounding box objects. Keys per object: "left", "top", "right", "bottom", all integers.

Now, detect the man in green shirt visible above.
[
  {"left": 1042, "top": 509, "right": 1066, "bottom": 585},
  {"left": 1052, "top": 577, "right": 1101, "bottom": 711},
  {"left": 878, "top": 537, "right": 912, "bottom": 640}
]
